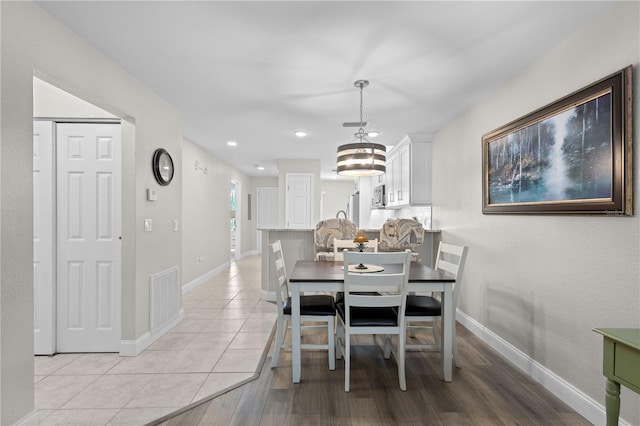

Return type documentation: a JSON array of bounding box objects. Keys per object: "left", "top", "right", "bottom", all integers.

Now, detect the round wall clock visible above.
[{"left": 152, "top": 148, "right": 174, "bottom": 186}]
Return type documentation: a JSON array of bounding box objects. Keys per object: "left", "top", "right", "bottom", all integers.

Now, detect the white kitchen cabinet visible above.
[
  {"left": 385, "top": 136, "right": 432, "bottom": 208},
  {"left": 384, "top": 148, "right": 396, "bottom": 207}
]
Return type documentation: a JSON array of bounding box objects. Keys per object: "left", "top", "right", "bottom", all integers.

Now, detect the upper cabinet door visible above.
[{"left": 384, "top": 138, "right": 432, "bottom": 208}]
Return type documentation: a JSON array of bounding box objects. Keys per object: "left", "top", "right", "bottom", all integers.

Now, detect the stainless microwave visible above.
[{"left": 373, "top": 185, "right": 385, "bottom": 208}]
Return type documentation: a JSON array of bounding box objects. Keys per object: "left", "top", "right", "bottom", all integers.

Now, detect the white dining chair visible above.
[
  {"left": 404, "top": 241, "right": 468, "bottom": 367},
  {"left": 270, "top": 240, "right": 336, "bottom": 370},
  {"left": 336, "top": 250, "right": 412, "bottom": 392},
  {"left": 332, "top": 238, "right": 378, "bottom": 262}
]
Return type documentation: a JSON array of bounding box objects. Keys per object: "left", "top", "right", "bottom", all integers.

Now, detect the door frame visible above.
[
  {"left": 33, "top": 119, "right": 122, "bottom": 354},
  {"left": 231, "top": 179, "right": 241, "bottom": 261},
  {"left": 33, "top": 120, "right": 56, "bottom": 355}
]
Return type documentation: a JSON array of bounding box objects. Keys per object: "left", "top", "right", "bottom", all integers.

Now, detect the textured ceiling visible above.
[{"left": 35, "top": 1, "right": 614, "bottom": 179}]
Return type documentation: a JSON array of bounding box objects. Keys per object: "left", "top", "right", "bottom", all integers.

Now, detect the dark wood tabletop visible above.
[{"left": 289, "top": 260, "right": 455, "bottom": 283}]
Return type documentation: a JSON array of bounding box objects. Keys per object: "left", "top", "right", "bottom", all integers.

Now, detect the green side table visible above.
[{"left": 594, "top": 328, "right": 640, "bottom": 426}]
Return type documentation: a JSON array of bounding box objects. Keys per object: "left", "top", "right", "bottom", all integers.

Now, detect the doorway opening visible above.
[
  {"left": 230, "top": 181, "right": 237, "bottom": 259},
  {"left": 33, "top": 78, "right": 122, "bottom": 355},
  {"left": 230, "top": 180, "right": 241, "bottom": 261}
]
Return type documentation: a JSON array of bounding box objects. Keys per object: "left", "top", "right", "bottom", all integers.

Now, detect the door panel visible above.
[
  {"left": 285, "top": 174, "right": 312, "bottom": 229},
  {"left": 33, "top": 121, "right": 55, "bottom": 355},
  {"left": 56, "top": 123, "right": 121, "bottom": 352}
]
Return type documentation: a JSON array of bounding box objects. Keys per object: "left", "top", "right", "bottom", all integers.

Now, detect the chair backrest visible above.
[
  {"left": 271, "top": 240, "right": 289, "bottom": 308},
  {"left": 378, "top": 218, "right": 424, "bottom": 252},
  {"left": 434, "top": 241, "right": 468, "bottom": 307},
  {"left": 342, "top": 250, "right": 412, "bottom": 323},
  {"left": 314, "top": 218, "right": 357, "bottom": 254},
  {"left": 333, "top": 238, "right": 378, "bottom": 261}
]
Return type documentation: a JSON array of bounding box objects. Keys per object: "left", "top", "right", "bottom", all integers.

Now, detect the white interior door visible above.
[
  {"left": 233, "top": 181, "right": 241, "bottom": 260},
  {"left": 33, "top": 121, "right": 55, "bottom": 355},
  {"left": 256, "top": 187, "right": 278, "bottom": 253},
  {"left": 56, "top": 123, "right": 121, "bottom": 352},
  {"left": 285, "top": 173, "right": 312, "bottom": 229}
]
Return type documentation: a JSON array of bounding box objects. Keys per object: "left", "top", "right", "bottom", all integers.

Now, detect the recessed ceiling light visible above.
[
  {"left": 227, "top": 141, "right": 237, "bottom": 147},
  {"left": 293, "top": 130, "right": 307, "bottom": 138},
  {"left": 255, "top": 165, "right": 265, "bottom": 171},
  {"left": 368, "top": 131, "right": 380, "bottom": 138}
]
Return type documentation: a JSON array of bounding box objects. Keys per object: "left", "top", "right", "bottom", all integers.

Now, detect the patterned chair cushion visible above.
[
  {"left": 314, "top": 218, "right": 357, "bottom": 260},
  {"left": 378, "top": 218, "right": 424, "bottom": 251},
  {"left": 378, "top": 218, "right": 424, "bottom": 261}
]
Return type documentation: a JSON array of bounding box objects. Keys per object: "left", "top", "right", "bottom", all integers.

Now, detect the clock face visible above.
[
  {"left": 159, "top": 153, "right": 172, "bottom": 180},
  {"left": 152, "top": 148, "right": 174, "bottom": 186}
]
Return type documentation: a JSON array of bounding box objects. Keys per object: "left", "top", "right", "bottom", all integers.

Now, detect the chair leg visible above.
[
  {"left": 383, "top": 335, "right": 392, "bottom": 359},
  {"left": 408, "top": 321, "right": 417, "bottom": 338},
  {"left": 452, "top": 323, "right": 460, "bottom": 368},
  {"left": 433, "top": 320, "right": 441, "bottom": 348},
  {"left": 398, "top": 330, "right": 407, "bottom": 391},
  {"left": 327, "top": 317, "right": 335, "bottom": 370},
  {"left": 336, "top": 321, "right": 344, "bottom": 360},
  {"left": 344, "top": 331, "right": 350, "bottom": 392},
  {"left": 271, "top": 314, "right": 285, "bottom": 368},
  {"left": 407, "top": 294, "right": 417, "bottom": 338}
]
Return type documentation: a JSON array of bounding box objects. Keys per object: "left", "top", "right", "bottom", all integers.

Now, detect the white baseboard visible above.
[
  {"left": 456, "top": 309, "right": 632, "bottom": 426},
  {"left": 183, "top": 254, "right": 260, "bottom": 295},
  {"left": 121, "top": 259, "right": 238, "bottom": 357},
  {"left": 120, "top": 255, "right": 260, "bottom": 356},
  {"left": 15, "top": 409, "right": 40, "bottom": 425},
  {"left": 119, "top": 309, "right": 184, "bottom": 356},
  {"left": 238, "top": 250, "right": 259, "bottom": 259},
  {"left": 182, "top": 262, "right": 230, "bottom": 294},
  {"left": 261, "top": 290, "right": 276, "bottom": 302}
]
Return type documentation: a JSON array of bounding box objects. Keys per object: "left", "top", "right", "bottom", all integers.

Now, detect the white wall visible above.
[
  {"left": 1, "top": 3, "right": 183, "bottom": 423},
  {"left": 181, "top": 140, "right": 253, "bottom": 286},
  {"left": 33, "top": 77, "right": 117, "bottom": 119},
  {"left": 432, "top": 3, "right": 639, "bottom": 424},
  {"left": 320, "top": 179, "right": 355, "bottom": 220}
]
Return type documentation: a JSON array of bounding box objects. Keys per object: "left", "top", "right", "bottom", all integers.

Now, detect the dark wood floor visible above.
[{"left": 153, "top": 324, "right": 591, "bottom": 426}]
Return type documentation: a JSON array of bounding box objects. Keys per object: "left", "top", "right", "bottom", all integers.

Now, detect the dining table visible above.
[{"left": 288, "top": 260, "right": 457, "bottom": 383}]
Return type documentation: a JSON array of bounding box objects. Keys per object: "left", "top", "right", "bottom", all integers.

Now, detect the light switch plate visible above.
[
  {"left": 173, "top": 219, "right": 179, "bottom": 232},
  {"left": 144, "top": 218, "right": 152, "bottom": 232},
  {"left": 147, "top": 188, "right": 157, "bottom": 201}
]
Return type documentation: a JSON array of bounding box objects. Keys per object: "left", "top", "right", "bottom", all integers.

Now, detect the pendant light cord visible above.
[
  {"left": 359, "top": 83, "right": 364, "bottom": 130},
  {"left": 357, "top": 81, "right": 366, "bottom": 141}
]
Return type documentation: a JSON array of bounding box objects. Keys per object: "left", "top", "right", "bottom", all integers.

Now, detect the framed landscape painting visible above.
[{"left": 482, "top": 66, "right": 633, "bottom": 215}]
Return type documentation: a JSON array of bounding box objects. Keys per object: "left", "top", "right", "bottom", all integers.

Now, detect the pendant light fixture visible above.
[{"left": 336, "top": 80, "right": 386, "bottom": 176}]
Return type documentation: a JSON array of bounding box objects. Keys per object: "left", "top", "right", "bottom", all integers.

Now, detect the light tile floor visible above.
[{"left": 29, "top": 255, "right": 276, "bottom": 425}]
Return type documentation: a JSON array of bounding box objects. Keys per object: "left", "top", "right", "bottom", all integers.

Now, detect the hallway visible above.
[{"left": 29, "top": 256, "right": 275, "bottom": 425}]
